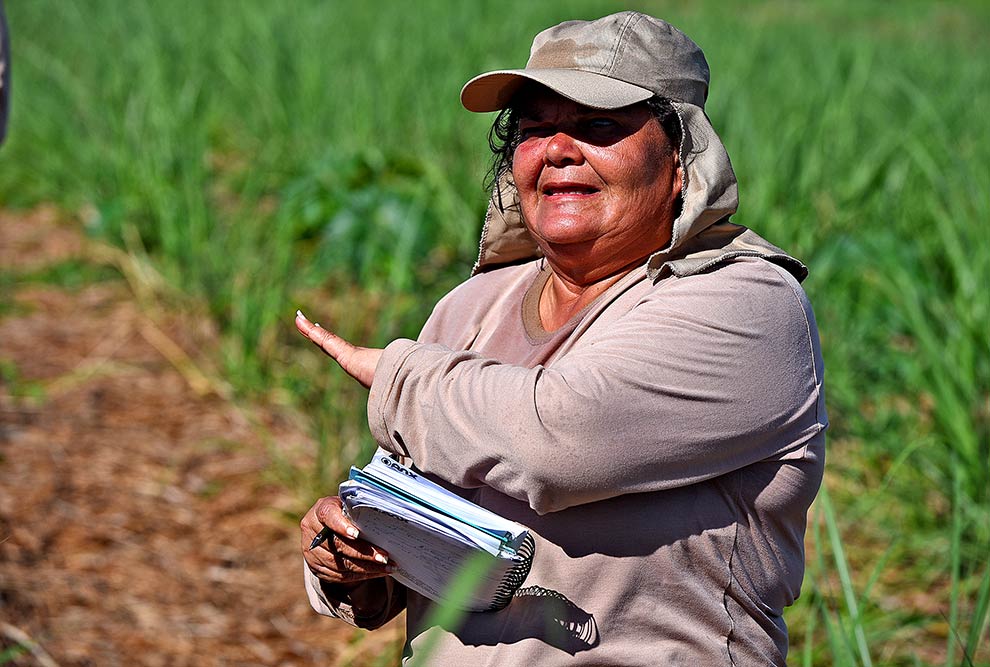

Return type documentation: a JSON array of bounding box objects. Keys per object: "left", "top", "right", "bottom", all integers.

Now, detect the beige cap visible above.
[{"left": 461, "top": 12, "right": 710, "bottom": 112}]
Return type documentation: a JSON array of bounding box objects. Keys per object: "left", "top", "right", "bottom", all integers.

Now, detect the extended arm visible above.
[
  {"left": 295, "top": 310, "right": 382, "bottom": 388},
  {"left": 367, "top": 262, "right": 826, "bottom": 514},
  {"left": 296, "top": 262, "right": 826, "bottom": 516}
]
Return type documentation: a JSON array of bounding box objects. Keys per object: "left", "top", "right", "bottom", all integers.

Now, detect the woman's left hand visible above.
[{"left": 295, "top": 310, "right": 383, "bottom": 389}]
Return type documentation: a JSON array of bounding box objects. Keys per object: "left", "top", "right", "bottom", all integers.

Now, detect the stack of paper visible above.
[{"left": 339, "top": 449, "right": 535, "bottom": 612}]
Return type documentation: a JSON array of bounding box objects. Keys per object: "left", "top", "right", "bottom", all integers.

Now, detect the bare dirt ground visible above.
[{"left": 0, "top": 208, "right": 402, "bottom": 666}]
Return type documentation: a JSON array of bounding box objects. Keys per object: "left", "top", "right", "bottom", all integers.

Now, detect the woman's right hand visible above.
[{"left": 301, "top": 496, "right": 393, "bottom": 585}]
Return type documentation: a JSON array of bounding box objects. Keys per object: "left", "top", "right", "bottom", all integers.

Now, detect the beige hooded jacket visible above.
[{"left": 306, "top": 13, "right": 826, "bottom": 666}]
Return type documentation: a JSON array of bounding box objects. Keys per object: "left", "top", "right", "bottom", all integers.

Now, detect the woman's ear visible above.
[{"left": 671, "top": 149, "right": 683, "bottom": 199}]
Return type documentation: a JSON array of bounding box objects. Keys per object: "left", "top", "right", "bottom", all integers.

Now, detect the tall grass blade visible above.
[
  {"left": 965, "top": 565, "right": 990, "bottom": 661},
  {"left": 947, "top": 456, "right": 962, "bottom": 667},
  {"left": 409, "top": 552, "right": 502, "bottom": 664},
  {"left": 821, "top": 486, "right": 873, "bottom": 667}
]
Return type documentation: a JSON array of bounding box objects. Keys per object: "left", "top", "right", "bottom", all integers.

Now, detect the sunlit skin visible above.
[
  {"left": 296, "top": 312, "right": 389, "bottom": 597},
  {"left": 512, "top": 89, "right": 682, "bottom": 329},
  {"left": 294, "top": 88, "right": 682, "bottom": 604},
  {"left": 299, "top": 494, "right": 393, "bottom": 595}
]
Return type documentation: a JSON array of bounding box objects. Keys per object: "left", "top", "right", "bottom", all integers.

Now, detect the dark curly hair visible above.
[{"left": 484, "top": 93, "right": 683, "bottom": 196}]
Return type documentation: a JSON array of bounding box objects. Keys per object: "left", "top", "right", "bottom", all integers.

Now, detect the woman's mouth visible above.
[{"left": 542, "top": 183, "right": 599, "bottom": 197}]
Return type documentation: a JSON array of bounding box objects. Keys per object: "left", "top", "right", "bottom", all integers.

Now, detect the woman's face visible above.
[{"left": 512, "top": 88, "right": 682, "bottom": 282}]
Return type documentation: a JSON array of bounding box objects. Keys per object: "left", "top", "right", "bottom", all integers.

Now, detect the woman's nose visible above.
[{"left": 544, "top": 132, "right": 584, "bottom": 167}]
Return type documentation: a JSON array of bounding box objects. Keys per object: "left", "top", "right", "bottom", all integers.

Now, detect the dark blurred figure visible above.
[{"left": 1, "top": 0, "right": 9, "bottom": 145}]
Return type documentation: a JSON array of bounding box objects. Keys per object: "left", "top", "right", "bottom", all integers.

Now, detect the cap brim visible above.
[{"left": 460, "top": 69, "right": 654, "bottom": 112}]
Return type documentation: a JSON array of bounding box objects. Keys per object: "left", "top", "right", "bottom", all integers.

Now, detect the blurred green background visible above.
[{"left": 1, "top": 0, "right": 988, "bottom": 664}]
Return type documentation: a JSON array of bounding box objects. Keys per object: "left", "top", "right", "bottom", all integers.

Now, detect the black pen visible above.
[{"left": 308, "top": 526, "right": 333, "bottom": 551}]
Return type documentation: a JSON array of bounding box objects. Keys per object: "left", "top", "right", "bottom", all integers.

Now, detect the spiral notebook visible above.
[{"left": 339, "top": 449, "right": 535, "bottom": 612}]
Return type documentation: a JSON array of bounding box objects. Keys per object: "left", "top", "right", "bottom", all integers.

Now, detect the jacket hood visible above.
[{"left": 471, "top": 99, "right": 807, "bottom": 283}]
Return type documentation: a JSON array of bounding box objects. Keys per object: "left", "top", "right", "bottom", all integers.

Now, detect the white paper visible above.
[{"left": 338, "top": 449, "right": 532, "bottom": 611}]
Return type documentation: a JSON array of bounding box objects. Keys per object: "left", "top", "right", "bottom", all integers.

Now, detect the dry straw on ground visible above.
[{"left": 0, "top": 208, "right": 402, "bottom": 666}]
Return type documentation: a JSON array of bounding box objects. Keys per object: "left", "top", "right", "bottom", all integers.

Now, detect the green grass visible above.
[
  {"left": 2, "top": 0, "right": 988, "bottom": 664},
  {"left": 3, "top": 259, "right": 119, "bottom": 290}
]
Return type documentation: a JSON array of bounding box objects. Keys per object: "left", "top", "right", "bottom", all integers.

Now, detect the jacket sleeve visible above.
[
  {"left": 367, "top": 260, "right": 827, "bottom": 515},
  {"left": 303, "top": 565, "right": 406, "bottom": 629}
]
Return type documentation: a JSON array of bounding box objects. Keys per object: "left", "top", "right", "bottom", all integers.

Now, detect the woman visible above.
[{"left": 299, "top": 12, "right": 826, "bottom": 666}]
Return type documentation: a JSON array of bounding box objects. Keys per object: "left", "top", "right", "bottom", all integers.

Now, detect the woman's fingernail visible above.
[
  {"left": 375, "top": 553, "right": 388, "bottom": 564},
  {"left": 296, "top": 309, "right": 303, "bottom": 317},
  {"left": 346, "top": 527, "right": 359, "bottom": 539}
]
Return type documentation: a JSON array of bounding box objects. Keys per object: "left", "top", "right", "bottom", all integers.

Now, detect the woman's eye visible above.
[
  {"left": 518, "top": 125, "right": 549, "bottom": 139},
  {"left": 587, "top": 117, "right": 618, "bottom": 130}
]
